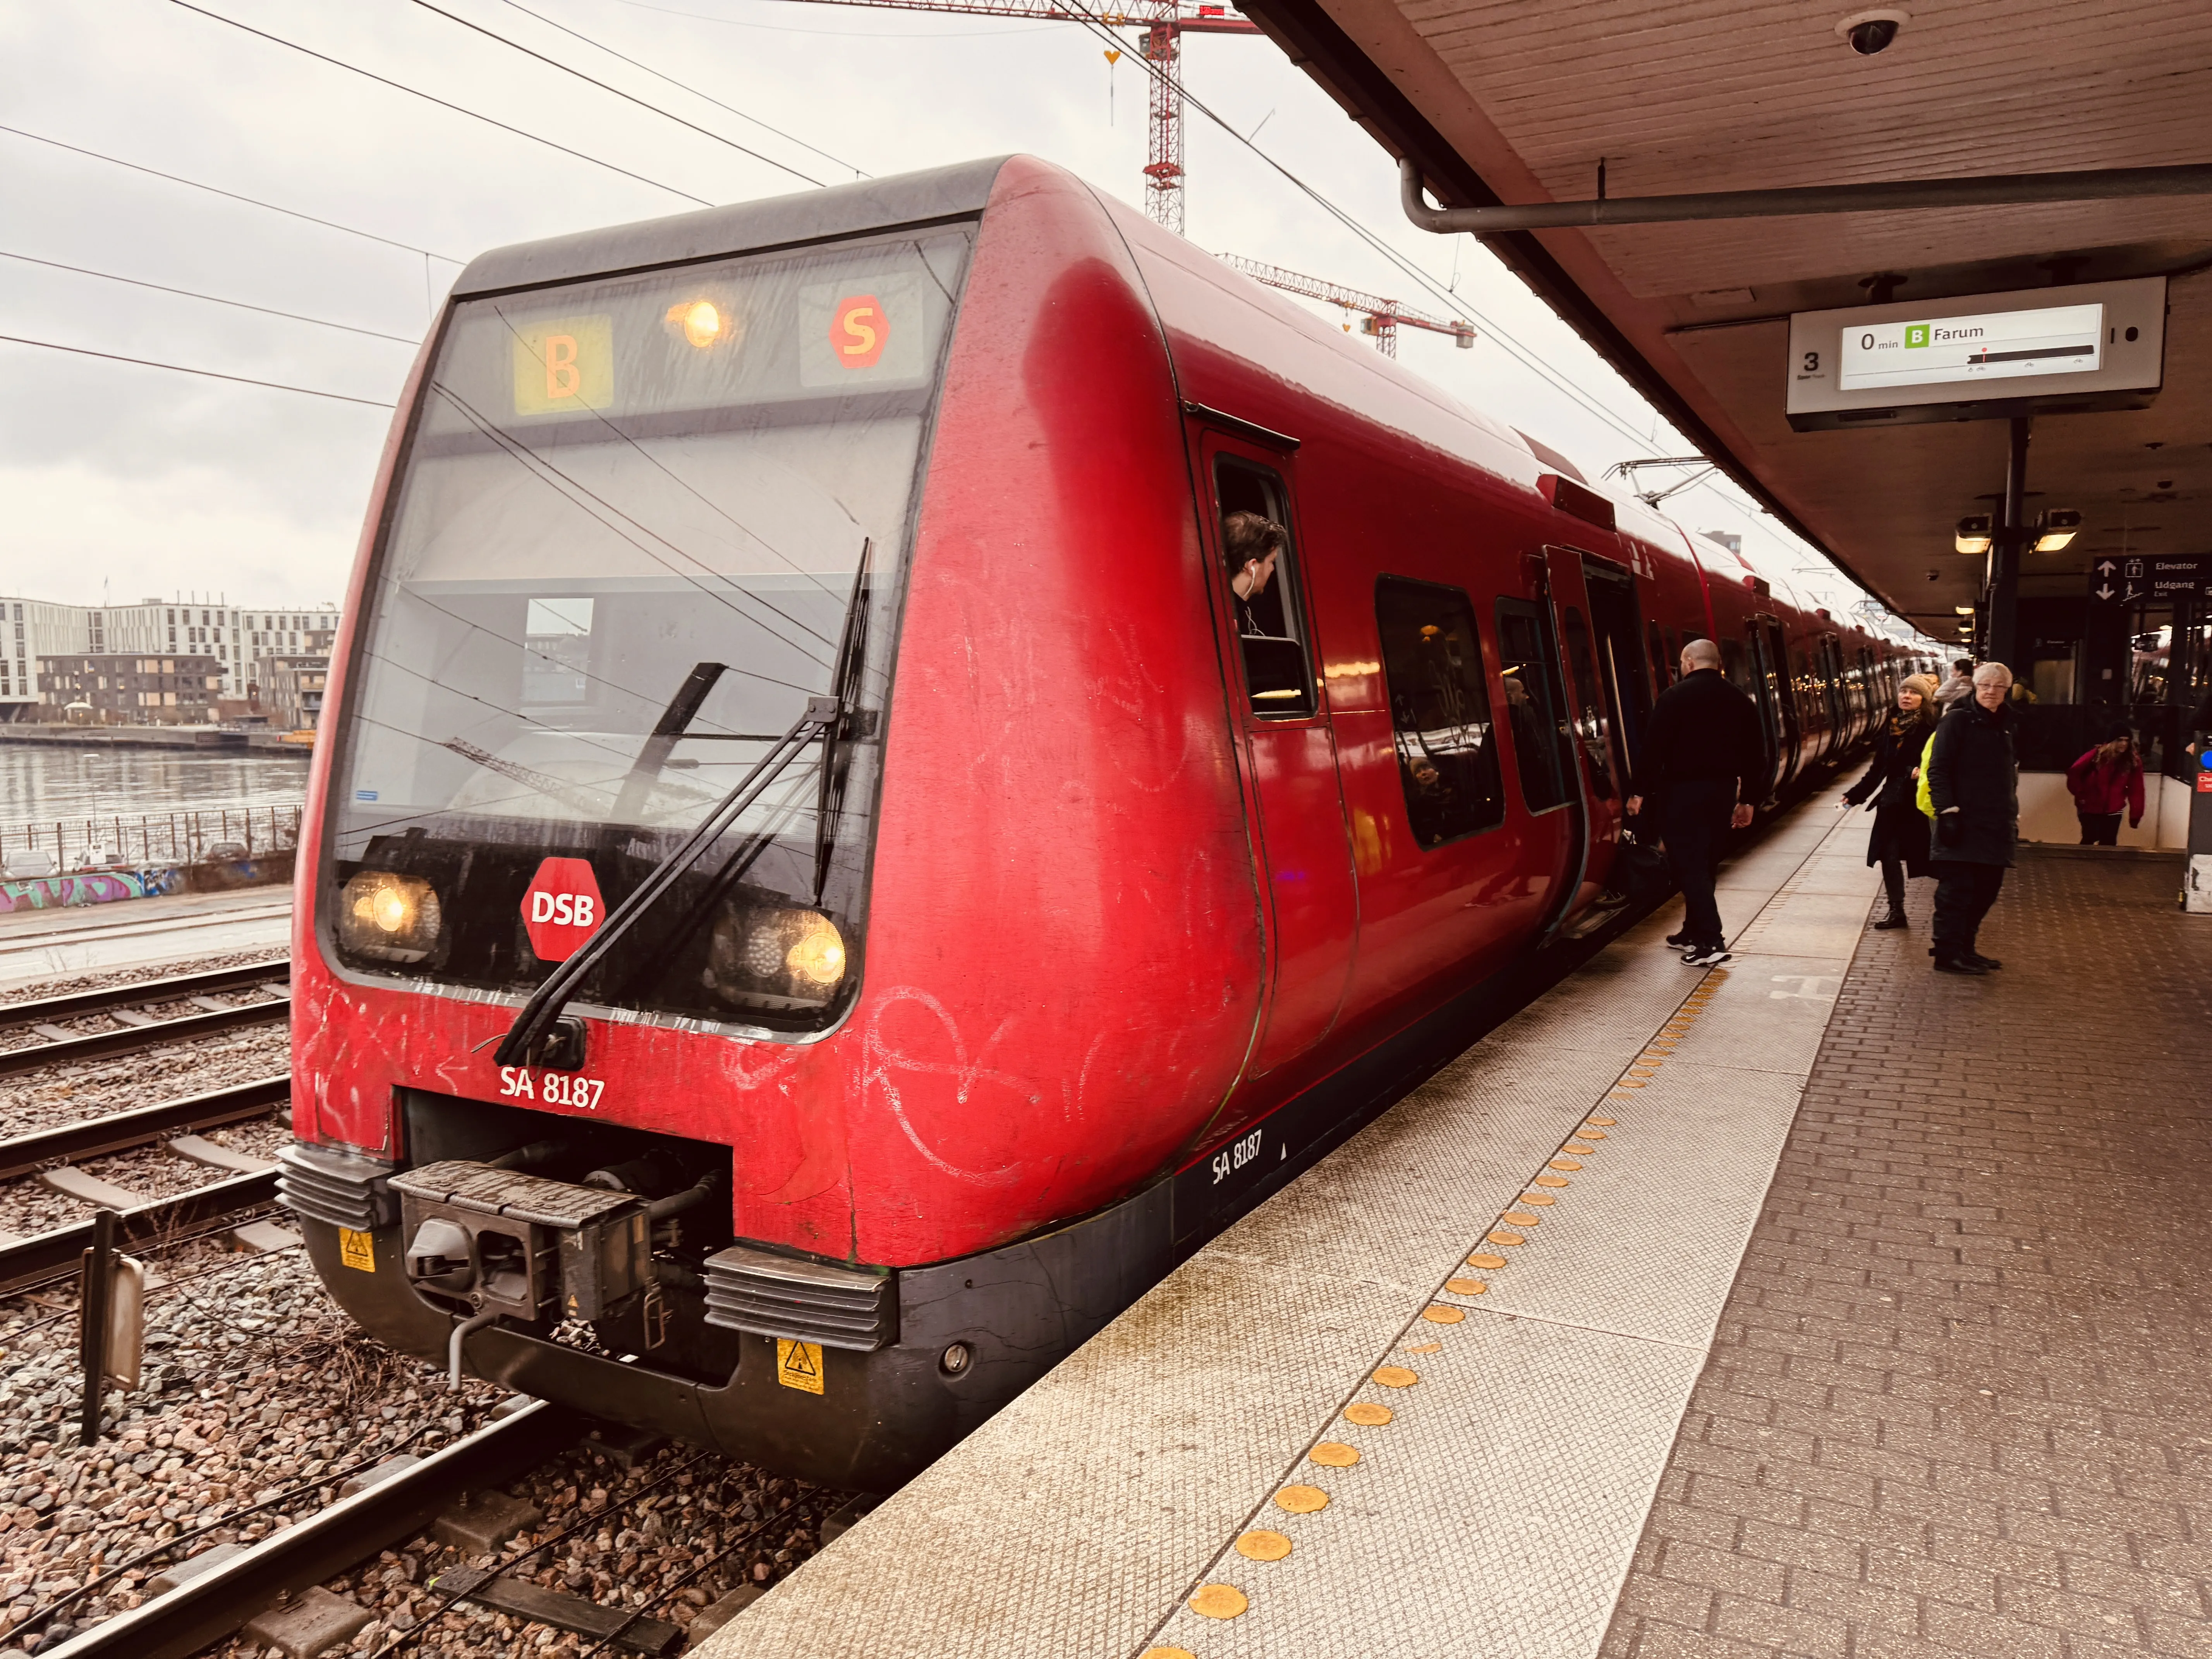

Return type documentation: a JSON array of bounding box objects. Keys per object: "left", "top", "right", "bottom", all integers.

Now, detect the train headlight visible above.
[
  {"left": 338, "top": 871, "right": 444, "bottom": 964},
  {"left": 707, "top": 905, "right": 848, "bottom": 1010}
]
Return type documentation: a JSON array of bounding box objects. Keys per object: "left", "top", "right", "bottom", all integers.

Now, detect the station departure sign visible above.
[
  {"left": 2087, "top": 555, "right": 2212, "bottom": 607},
  {"left": 1785, "top": 277, "right": 2165, "bottom": 431}
]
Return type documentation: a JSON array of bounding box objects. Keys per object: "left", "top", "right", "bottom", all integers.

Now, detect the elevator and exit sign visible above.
[{"left": 2088, "top": 556, "right": 2212, "bottom": 605}]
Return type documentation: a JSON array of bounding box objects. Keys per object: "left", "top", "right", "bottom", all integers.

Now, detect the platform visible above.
[
  {"left": 0, "top": 885, "right": 292, "bottom": 989},
  {"left": 694, "top": 787, "right": 2211, "bottom": 1659}
]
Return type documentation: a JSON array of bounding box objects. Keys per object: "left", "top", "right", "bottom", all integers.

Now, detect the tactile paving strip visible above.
[{"left": 698, "top": 792, "right": 1875, "bottom": 1659}]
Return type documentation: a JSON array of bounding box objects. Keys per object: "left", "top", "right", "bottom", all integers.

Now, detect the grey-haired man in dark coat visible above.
[{"left": 1925, "top": 661, "right": 2018, "bottom": 975}]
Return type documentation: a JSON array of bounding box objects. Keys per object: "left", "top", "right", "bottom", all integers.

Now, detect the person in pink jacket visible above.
[{"left": 2066, "top": 723, "right": 2145, "bottom": 845}]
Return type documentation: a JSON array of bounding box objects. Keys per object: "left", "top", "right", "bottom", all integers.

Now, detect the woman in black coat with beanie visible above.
[{"left": 1838, "top": 672, "right": 1938, "bottom": 929}]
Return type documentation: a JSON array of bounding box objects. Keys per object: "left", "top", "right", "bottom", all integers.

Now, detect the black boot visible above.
[
  {"left": 1934, "top": 955, "right": 1988, "bottom": 975},
  {"left": 1872, "top": 867, "right": 1906, "bottom": 929}
]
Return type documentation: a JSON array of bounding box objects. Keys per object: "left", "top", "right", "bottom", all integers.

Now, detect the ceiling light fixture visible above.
[
  {"left": 1954, "top": 515, "right": 1993, "bottom": 556},
  {"left": 2034, "top": 508, "right": 2081, "bottom": 553}
]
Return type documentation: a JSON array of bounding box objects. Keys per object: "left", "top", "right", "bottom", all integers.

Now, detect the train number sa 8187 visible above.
[{"left": 1211, "top": 1127, "right": 1262, "bottom": 1185}]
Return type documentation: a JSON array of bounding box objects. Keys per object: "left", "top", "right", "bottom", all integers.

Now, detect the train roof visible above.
[{"left": 450, "top": 157, "right": 1017, "bottom": 299}]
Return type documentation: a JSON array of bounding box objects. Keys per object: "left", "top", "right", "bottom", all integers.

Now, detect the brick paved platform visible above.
[{"left": 1599, "top": 846, "right": 2212, "bottom": 1659}]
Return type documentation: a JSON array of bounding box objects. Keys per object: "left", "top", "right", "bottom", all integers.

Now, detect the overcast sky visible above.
[{"left": 0, "top": 0, "right": 1883, "bottom": 620}]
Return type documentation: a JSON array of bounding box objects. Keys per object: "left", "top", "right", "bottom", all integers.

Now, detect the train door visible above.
[
  {"left": 1536, "top": 547, "right": 1620, "bottom": 926},
  {"left": 1201, "top": 440, "right": 1358, "bottom": 1081},
  {"left": 1580, "top": 556, "right": 1652, "bottom": 781},
  {"left": 1748, "top": 618, "right": 1800, "bottom": 799},
  {"left": 1818, "top": 636, "right": 1846, "bottom": 759},
  {"left": 1495, "top": 594, "right": 1581, "bottom": 941}
]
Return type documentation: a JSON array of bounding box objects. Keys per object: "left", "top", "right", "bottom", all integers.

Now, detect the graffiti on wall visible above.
[{"left": 0, "top": 867, "right": 186, "bottom": 914}]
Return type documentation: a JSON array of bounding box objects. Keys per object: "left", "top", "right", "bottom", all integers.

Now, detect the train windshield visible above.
[{"left": 324, "top": 227, "right": 974, "bottom": 1034}]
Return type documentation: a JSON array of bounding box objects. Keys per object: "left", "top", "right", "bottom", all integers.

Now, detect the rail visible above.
[
  {"left": 0, "top": 1074, "right": 290, "bottom": 1181},
  {"left": 0, "top": 1166, "right": 280, "bottom": 1293},
  {"left": 41, "top": 1400, "right": 587, "bottom": 1659},
  {"left": 0, "top": 960, "right": 290, "bottom": 1032},
  {"left": 0, "top": 990, "right": 289, "bottom": 1079}
]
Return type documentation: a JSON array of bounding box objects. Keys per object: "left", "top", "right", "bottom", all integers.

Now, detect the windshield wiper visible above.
[
  {"left": 493, "top": 548, "right": 876, "bottom": 1070},
  {"left": 812, "top": 541, "right": 872, "bottom": 905},
  {"left": 493, "top": 692, "right": 839, "bottom": 1068}
]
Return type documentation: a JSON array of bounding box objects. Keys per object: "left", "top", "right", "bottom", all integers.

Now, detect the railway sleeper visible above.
[{"left": 431, "top": 1565, "right": 685, "bottom": 1656}]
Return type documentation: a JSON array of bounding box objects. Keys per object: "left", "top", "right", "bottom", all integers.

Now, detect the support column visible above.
[{"left": 1985, "top": 415, "right": 2030, "bottom": 671}]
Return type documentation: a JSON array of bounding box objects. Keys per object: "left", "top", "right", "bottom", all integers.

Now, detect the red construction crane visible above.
[
  {"left": 1218, "top": 255, "right": 1477, "bottom": 358},
  {"left": 783, "top": 0, "right": 1261, "bottom": 234}
]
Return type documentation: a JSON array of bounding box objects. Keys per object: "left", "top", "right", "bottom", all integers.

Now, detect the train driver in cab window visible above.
[{"left": 1224, "top": 511, "right": 1288, "bottom": 637}]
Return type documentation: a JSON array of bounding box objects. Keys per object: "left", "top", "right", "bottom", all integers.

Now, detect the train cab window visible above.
[
  {"left": 1559, "top": 606, "right": 1616, "bottom": 799},
  {"left": 1493, "top": 600, "right": 1574, "bottom": 814},
  {"left": 1214, "top": 457, "right": 1314, "bottom": 718},
  {"left": 1376, "top": 579, "right": 1505, "bottom": 847}
]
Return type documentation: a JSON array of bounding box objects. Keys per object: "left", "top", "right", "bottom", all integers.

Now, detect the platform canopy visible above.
[{"left": 1243, "top": 0, "right": 2212, "bottom": 637}]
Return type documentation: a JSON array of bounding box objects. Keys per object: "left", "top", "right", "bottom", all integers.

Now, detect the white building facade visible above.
[{"left": 0, "top": 598, "right": 340, "bottom": 721}]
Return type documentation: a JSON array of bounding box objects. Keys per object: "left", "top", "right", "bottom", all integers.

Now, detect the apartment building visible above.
[{"left": 0, "top": 597, "right": 340, "bottom": 721}]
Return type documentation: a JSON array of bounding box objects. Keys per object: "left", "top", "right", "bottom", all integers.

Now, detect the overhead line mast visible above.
[
  {"left": 781, "top": 0, "right": 1260, "bottom": 233},
  {"left": 1218, "top": 254, "right": 1475, "bottom": 357}
]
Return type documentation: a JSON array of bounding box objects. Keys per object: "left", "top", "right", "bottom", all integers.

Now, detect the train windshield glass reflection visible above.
[{"left": 325, "top": 227, "right": 975, "bottom": 1030}]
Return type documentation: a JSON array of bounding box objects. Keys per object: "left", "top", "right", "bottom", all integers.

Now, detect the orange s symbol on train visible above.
[{"left": 831, "top": 295, "right": 888, "bottom": 369}]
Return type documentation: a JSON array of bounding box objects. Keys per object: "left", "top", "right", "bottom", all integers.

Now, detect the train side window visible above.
[
  {"left": 1213, "top": 456, "right": 1314, "bottom": 718},
  {"left": 1649, "top": 621, "right": 1671, "bottom": 689},
  {"left": 1493, "top": 600, "right": 1574, "bottom": 814},
  {"left": 1376, "top": 578, "right": 1505, "bottom": 847}
]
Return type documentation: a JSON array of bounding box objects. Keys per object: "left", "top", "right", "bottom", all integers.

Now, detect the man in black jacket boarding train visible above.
[{"left": 1626, "top": 638, "right": 1765, "bottom": 968}]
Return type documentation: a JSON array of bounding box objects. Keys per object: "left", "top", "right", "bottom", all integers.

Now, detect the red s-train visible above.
[{"left": 282, "top": 156, "right": 1922, "bottom": 1491}]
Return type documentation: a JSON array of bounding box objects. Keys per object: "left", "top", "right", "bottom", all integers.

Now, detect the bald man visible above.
[{"left": 1625, "top": 637, "right": 1765, "bottom": 966}]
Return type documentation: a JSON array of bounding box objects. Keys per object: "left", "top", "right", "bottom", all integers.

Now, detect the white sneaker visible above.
[{"left": 1681, "top": 946, "right": 1732, "bottom": 967}]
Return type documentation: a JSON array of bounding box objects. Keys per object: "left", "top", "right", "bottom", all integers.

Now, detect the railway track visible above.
[
  {"left": 27, "top": 1398, "right": 842, "bottom": 1658},
  {"left": 0, "top": 961, "right": 290, "bottom": 1079},
  {"left": 0, "top": 1075, "right": 293, "bottom": 1293}
]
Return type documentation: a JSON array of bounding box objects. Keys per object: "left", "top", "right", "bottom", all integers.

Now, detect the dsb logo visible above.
[{"left": 521, "top": 857, "right": 605, "bottom": 962}]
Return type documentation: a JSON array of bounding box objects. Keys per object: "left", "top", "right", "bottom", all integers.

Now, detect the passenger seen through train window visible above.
[
  {"left": 1376, "top": 579, "right": 1506, "bottom": 846},
  {"left": 1224, "top": 511, "right": 1287, "bottom": 637}
]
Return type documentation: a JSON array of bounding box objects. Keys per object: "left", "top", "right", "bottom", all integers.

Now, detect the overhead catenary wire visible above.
[
  {"left": 0, "top": 333, "right": 395, "bottom": 407},
  {"left": 1062, "top": 4, "right": 1865, "bottom": 601},
  {"left": 0, "top": 124, "right": 468, "bottom": 264},
  {"left": 0, "top": 249, "right": 422, "bottom": 344},
  {"left": 165, "top": 0, "right": 713, "bottom": 206},
  {"left": 494, "top": 0, "right": 868, "bottom": 178},
  {"left": 404, "top": 0, "right": 827, "bottom": 187}
]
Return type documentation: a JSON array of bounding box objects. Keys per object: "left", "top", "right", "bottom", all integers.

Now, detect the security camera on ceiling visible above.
[{"left": 1835, "top": 9, "right": 1908, "bottom": 55}]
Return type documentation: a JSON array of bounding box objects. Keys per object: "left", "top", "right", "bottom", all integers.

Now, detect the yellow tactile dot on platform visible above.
[
  {"left": 1502, "top": 1210, "right": 1540, "bottom": 1226},
  {"left": 1345, "top": 1401, "right": 1393, "bottom": 1426},
  {"left": 1403, "top": 1341, "right": 1441, "bottom": 1354},
  {"left": 1578, "top": 1129, "right": 1607, "bottom": 1140},
  {"left": 1518, "top": 1193, "right": 1555, "bottom": 1207},
  {"left": 1531, "top": 1176, "right": 1569, "bottom": 1190},
  {"left": 1310, "top": 1442, "right": 1361, "bottom": 1467},
  {"left": 1144, "top": 1649, "right": 1199, "bottom": 1659},
  {"left": 1614, "top": 1080, "right": 1647, "bottom": 1089},
  {"left": 1487, "top": 1230, "right": 1525, "bottom": 1246},
  {"left": 1588, "top": 1116, "right": 1617, "bottom": 1127},
  {"left": 1421, "top": 1305, "right": 1465, "bottom": 1324},
  {"left": 1445, "top": 1277, "right": 1487, "bottom": 1294},
  {"left": 1467, "top": 1251, "right": 1510, "bottom": 1267},
  {"left": 1372, "top": 1365, "right": 1419, "bottom": 1388},
  {"left": 1237, "top": 1530, "right": 1293, "bottom": 1561},
  {"left": 1274, "top": 1485, "right": 1330, "bottom": 1514},
  {"left": 1563, "top": 1142, "right": 1595, "bottom": 1155},
  {"left": 1190, "top": 1585, "right": 1249, "bottom": 1619},
  {"left": 1548, "top": 1159, "right": 1583, "bottom": 1171}
]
